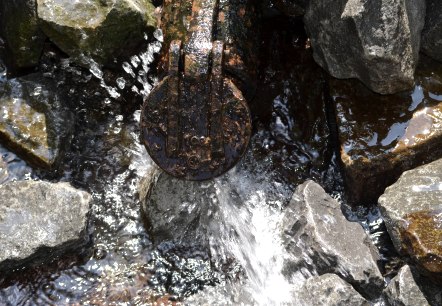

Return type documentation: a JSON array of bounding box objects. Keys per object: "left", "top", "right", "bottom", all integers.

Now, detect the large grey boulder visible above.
[
  {"left": 0, "top": 0, "right": 46, "bottom": 71},
  {"left": 0, "top": 180, "right": 91, "bottom": 273},
  {"left": 0, "top": 73, "right": 74, "bottom": 169},
  {"left": 282, "top": 181, "right": 383, "bottom": 299},
  {"left": 36, "top": 0, "right": 156, "bottom": 66},
  {"left": 384, "top": 265, "right": 442, "bottom": 306},
  {"left": 304, "top": 0, "right": 426, "bottom": 94},
  {"left": 421, "top": 1, "right": 442, "bottom": 62},
  {"left": 295, "top": 274, "right": 370, "bottom": 306},
  {"left": 379, "top": 158, "right": 442, "bottom": 280}
]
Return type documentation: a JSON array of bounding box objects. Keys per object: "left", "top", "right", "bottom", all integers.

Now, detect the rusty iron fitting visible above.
[{"left": 141, "top": 0, "right": 257, "bottom": 180}]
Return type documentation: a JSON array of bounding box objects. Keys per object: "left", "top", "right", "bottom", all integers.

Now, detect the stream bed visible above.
[{"left": 0, "top": 8, "right": 431, "bottom": 306}]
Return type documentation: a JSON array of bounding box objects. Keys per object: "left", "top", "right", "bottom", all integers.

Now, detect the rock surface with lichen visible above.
[{"left": 379, "top": 158, "right": 442, "bottom": 282}]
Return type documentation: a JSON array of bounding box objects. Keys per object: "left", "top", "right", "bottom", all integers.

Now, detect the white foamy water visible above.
[{"left": 183, "top": 157, "right": 307, "bottom": 306}]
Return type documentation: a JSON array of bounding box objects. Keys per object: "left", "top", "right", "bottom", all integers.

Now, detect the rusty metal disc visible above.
[{"left": 141, "top": 74, "right": 252, "bottom": 181}]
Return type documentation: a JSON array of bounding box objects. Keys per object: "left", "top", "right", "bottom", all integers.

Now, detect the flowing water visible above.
[{"left": 0, "top": 12, "right": 394, "bottom": 306}]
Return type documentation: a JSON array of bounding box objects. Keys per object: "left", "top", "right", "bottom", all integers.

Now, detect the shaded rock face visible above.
[
  {"left": 304, "top": 0, "right": 425, "bottom": 94},
  {"left": 140, "top": 171, "right": 219, "bottom": 247},
  {"left": 282, "top": 180, "right": 383, "bottom": 299},
  {"left": 0, "top": 0, "right": 46, "bottom": 71},
  {"left": 296, "top": 274, "right": 369, "bottom": 306},
  {"left": 378, "top": 158, "right": 442, "bottom": 282},
  {"left": 384, "top": 265, "right": 442, "bottom": 306},
  {"left": 36, "top": 0, "right": 156, "bottom": 67},
  {"left": 0, "top": 73, "right": 74, "bottom": 169},
  {"left": 421, "top": 1, "right": 442, "bottom": 63},
  {"left": 332, "top": 56, "right": 442, "bottom": 205},
  {"left": 0, "top": 180, "right": 91, "bottom": 273}
]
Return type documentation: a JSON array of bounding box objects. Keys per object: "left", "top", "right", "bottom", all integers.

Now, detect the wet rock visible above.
[
  {"left": 384, "top": 265, "right": 442, "bottom": 306},
  {"left": 0, "top": 0, "right": 46, "bottom": 71},
  {"left": 421, "top": 1, "right": 442, "bottom": 62},
  {"left": 332, "top": 56, "right": 442, "bottom": 205},
  {"left": 140, "top": 171, "right": 218, "bottom": 247},
  {"left": 282, "top": 180, "right": 383, "bottom": 299},
  {"left": 0, "top": 180, "right": 91, "bottom": 273},
  {"left": 36, "top": 0, "right": 156, "bottom": 66},
  {"left": 0, "top": 73, "right": 74, "bottom": 169},
  {"left": 378, "top": 158, "right": 442, "bottom": 281},
  {"left": 304, "top": 0, "right": 425, "bottom": 94},
  {"left": 295, "top": 274, "right": 370, "bottom": 306}
]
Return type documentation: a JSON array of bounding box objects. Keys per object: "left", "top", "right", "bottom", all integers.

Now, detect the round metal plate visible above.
[{"left": 141, "top": 76, "right": 252, "bottom": 181}]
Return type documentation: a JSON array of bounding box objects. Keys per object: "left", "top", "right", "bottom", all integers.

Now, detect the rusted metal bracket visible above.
[{"left": 141, "top": 0, "right": 252, "bottom": 180}]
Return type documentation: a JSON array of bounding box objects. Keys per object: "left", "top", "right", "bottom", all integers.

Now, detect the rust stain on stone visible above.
[{"left": 401, "top": 210, "right": 442, "bottom": 280}]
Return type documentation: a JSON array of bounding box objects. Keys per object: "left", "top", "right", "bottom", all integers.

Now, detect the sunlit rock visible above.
[
  {"left": 0, "top": 0, "right": 46, "bottom": 71},
  {"left": 332, "top": 56, "right": 442, "bottom": 205},
  {"left": 384, "top": 265, "right": 442, "bottom": 306},
  {"left": 421, "top": 1, "right": 442, "bottom": 63},
  {"left": 304, "top": 0, "right": 425, "bottom": 94},
  {"left": 36, "top": 0, "right": 156, "bottom": 66},
  {"left": 379, "top": 158, "right": 442, "bottom": 283},
  {"left": 0, "top": 73, "right": 74, "bottom": 169},
  {"left": 295, "top": 274, "right": 370, "bottom": 306},
  {"left": 0, "top": 180, "right": 91, "bottom": 273},
  {"left": 282, "top": 181, "right": 383, "bottom": 299}
]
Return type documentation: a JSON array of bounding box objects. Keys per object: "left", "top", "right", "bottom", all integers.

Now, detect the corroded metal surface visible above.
[{"left": 141, "top": 0, "right": 256, "bottom": 180}]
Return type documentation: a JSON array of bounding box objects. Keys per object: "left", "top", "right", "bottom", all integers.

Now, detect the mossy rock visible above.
[{"left": 37, "top": 0, "right": 156, "bottom": 67}]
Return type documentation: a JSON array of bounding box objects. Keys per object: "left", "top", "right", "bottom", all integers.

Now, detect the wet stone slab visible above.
[{"left": 331, "top": 55, "right": 442, "bottom": 205}]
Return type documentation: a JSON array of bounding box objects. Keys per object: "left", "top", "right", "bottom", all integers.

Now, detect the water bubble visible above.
[{"left": 116, "top": 77, "right": 126, "bottom": 90}]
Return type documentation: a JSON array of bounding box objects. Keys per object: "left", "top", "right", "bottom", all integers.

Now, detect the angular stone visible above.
[
  {"left": 282, "top": 181, "right": 383, "bottom": 299},
  {"left": 0, "top": 0, "right": 46, "bottom": 71},
  {"left": 0, "top": 73, "right": 74, "bottom": 169},
  {"left": 379, "top": 158, "right": 442, "bottom": 281},
  {"left": 332, "top": 56, "right": 442, "bottom": 205},
  {"left": 36, "top": 0, "right": 156, "bottom": 66},
  {"left": 384, "top": 265, "right": 442, "bottom": 306},
  {"left": 421, "top": 1, "right": 442, "bottom": 62},
  {"left": 296, "top": 274, "right": 370, "bottom": 306},
  {"left": 304, "top": 0, "right": 425, "bottom": 94},
  {"left": 0, "top": 180, "right": 91, "bottom": 273},
  {"left": 140, "top": 171, "right": 217, "bottom": 247}
]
